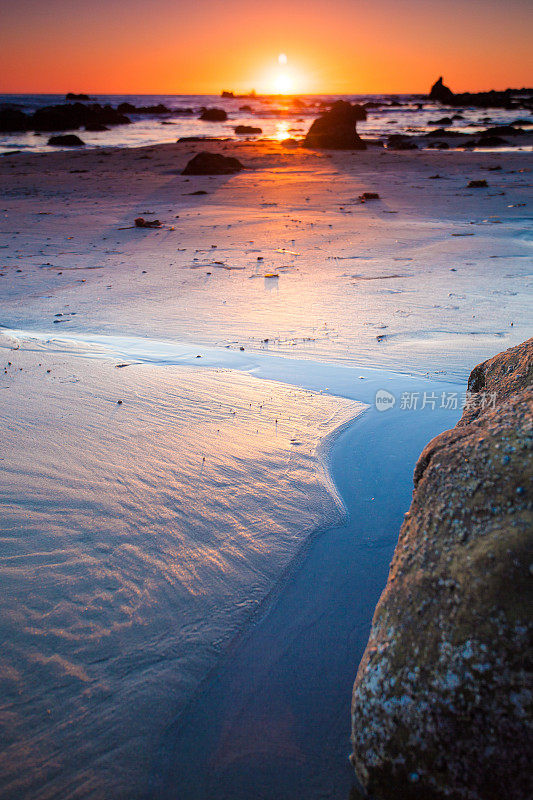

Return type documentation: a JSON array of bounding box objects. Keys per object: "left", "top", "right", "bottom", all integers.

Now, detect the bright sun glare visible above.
[
  {"left": 274, "top": 72, "right": 294, "bottom": 94},
  {"left": 263, "top": 53, "right": 298, "bottom": 94}
]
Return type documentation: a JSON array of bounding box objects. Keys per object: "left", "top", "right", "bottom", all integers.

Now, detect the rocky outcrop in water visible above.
[
  {"left": 303, "top": 100, "right": 367, "bottom": 149},
  {"left": 199, "top": 108, "right": 228, "bottom": 122},
  {"left": 429, "top": 76, "right": 533, "bottom": 110},
  {"left": 351, "top": 338, "right": 533, "bottom": 800},
  {"left": 429, "top": 77, "right": 455, "bottom": 104},
  {"left": 117, "top": 102, "right": 177, "bottom": 115},
  {"left": 234, "top": 125, "right": 262, "bottom": 134},
  {"left": 0, "top": 102, "right": 131, "bottom": 133}
]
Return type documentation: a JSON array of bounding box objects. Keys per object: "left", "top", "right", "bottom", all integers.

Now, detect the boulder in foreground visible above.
[
  {"left": 303, "top": 100, "right": 367, "bottom": 150},
  {"left": 351, "top": 338, "right": 533, "bottom": 800},
  {"left": 181, "top": 152, "right": 244, "bottom": 175}
]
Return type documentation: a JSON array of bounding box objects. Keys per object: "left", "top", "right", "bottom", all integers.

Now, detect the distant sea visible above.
[{"left": 0, "top": 93, "right": 531, "bottom": 154}]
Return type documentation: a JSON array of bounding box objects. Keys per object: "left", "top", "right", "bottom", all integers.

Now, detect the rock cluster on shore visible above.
[
  {"left": 303, "top": 100, "right": 367, "bottom": 149},
  {"left": 351, "top": 339, "right": 533, "bottom": 800}
]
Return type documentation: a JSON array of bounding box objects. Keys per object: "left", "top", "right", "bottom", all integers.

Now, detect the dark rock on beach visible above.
[
  {"left": 66, "top": 93, "right": 91, "bottom": 101},
  {"left": 199, "top": 108, "right": 228, "bottom": 122},
  {"left": 351, "top": 339, "right": 533, "bottom": 800},
  {"left": 178, "top": 136, "right": 223, "bottom": 143},
  {"left": 303, "top": 99, "right": 367, "bottom": 150},
  {"left": 47, "top": 134, "right": 85, "bottom": 146},
  {"left": 181, "top": 151, "right": 244, "bottom": 175}
]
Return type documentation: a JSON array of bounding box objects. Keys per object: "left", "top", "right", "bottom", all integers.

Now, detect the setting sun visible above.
[
  {"left": 274, "top": 71, "right": 294, "bottom": 94},
  {"left": 260, "top": 54, "right": 304, "bottom": 95}
]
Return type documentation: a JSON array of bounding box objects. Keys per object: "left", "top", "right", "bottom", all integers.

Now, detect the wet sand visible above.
[{"left": 0, "top": 140, "right": 531, "bottom": 798}]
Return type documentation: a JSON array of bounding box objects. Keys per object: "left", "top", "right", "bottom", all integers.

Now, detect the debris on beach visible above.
[
  {"left": 467, "top": 179, "right": 488, "bottom": 188},
  {"left": 359, "top": 192, "right": 380, "bottom": 201},
  {"left": 134, "top": 217, "right": 162, "bottom": 228}
]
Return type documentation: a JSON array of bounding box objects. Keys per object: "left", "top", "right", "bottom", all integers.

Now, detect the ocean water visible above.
[{"left": 0, "top": 92, "right": 531, "bottom": 154}]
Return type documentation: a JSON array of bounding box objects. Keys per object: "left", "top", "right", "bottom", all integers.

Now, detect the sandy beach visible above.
[{"left": 0, "top": 139, "right": 531, "bottom": 799}]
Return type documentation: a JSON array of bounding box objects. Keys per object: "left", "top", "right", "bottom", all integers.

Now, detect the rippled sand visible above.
[{"left": 0, "top": 334, "right": 362, "bottom": 798}]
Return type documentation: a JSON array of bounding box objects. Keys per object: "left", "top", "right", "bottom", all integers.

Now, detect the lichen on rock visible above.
[{"left": 351, "top": 339, "right": 533, "bottom": 800}]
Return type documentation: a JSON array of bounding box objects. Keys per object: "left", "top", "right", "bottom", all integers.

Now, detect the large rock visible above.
[
  {"left": 303, "top": 100, "right": 367, "bottom": 149},
  {"left": 181, "top": 151, "right": 244, "bottom": 175},
  {"left": 429, "top": 77, "right": 455, "bottom": 104},
  {"left": 47, "top": 134, "right": 85, "bottom": 146},
  {"left": 351, "top": 339, "right": 533, "bottom": 800}
]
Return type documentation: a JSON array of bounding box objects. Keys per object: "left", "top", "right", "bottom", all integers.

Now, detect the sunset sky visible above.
[{"left": 1, "top": 0, "right": 531, "bottom": 94}]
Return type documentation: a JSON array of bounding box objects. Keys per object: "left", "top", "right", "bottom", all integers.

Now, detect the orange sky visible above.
[{"left": 0, "top": 0, "right": 531, "bottom": 94}]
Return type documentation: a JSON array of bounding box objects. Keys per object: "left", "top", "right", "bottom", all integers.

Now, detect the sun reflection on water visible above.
[{"left": 274, "top": 121, "right": 290, "bottom": 141}]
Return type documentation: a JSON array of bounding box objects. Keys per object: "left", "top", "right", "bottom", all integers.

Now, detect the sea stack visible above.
[
  {"left": 303, "top": 99, "right": 367, "bottom": 149},
  {"left": 351, "top": 339, "right": 533, "bottom": 800},
  {"left": 429, "top": 76, "right": 455, "bottom": 104}
]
